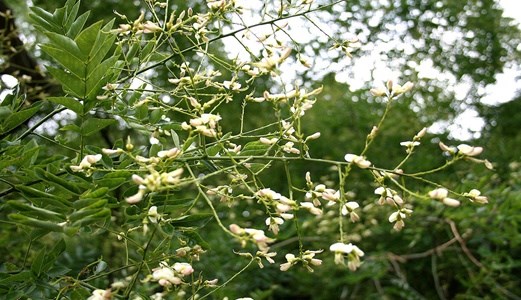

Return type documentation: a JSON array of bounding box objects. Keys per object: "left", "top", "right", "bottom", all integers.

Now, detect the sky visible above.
[{"left": 223, "top": 0, "right": 521, "bottom": 141}]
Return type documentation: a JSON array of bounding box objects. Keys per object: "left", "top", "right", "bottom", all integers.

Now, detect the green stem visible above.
[{"left": 123, "top": 226, "right": 157, "bottom": 298}]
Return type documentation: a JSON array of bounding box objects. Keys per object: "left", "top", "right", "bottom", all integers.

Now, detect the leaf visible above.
[
  {"left": 47, "top": 265, "right": 71, "bottom": 278},
  {"left": 45, "top": 32, "right": 84, "bottom": 60},
  {"left": 171, "top": 130, "right": 181, "bottom": 149},
  {"left": 180, "top": 230, "right": 210, "bottom": 249},
  {"left": 85, "top": 55, "right": 119, "bottom": 101},
  {"left": 16, "top": 185, "right": 61, "bottom": 200},
  {"left": 67, "top": 11, "right": 90, "bottom": 39},
  {"left": 240, "top": 141, "right": 271, "bottom": 156},
  {"left": 81, "top": 187, "right": 109, "bottom": 199},
  {"left": 47, "top": 97, "right": 83, "bottom": 114},
  {"left": 169, "top": 213, "right": 213, "bottom": 228},
  {"left": 63, "top": 0, "right": 81, "bottom": 30},
  {"left": 34, "top": 167, "right": 82, "bottom": 194},
  {"left": 80, "top": 118, "right": 116, "bottom": 136},
  {"left": 46, "top": 66, "right": 84, "bottom": 98},
  {"left": 87, "top": 20, "right": 116, "bottom": 68},
  {"left": 40, "top": 45, "right": 85, "bottom": 78},
  {"left": 49, "top": 239, "right": 66, "bottom": 259},
  {"left": 8, "top": 214, "right": 64, "bottom": 232},
  {"left": 0, "top": 270, "right": 32, "bottom": 285},
  {"left": 75, "top": 21, "right": 103, "bottom": 58},
  {"left": 71, "top": 208, "right": 111, "bottom": 227},
  {"left": 60, "top": 124, "right": 81, "bottom": 133},
  {"left": 2, "top": 103, "right": 43, "bottom": 135},
  {"left": 29, "top": 7, "right": 59, "bottom": 32},
  {"left": 7, "top": 201, "right": 66, "bottom": 222}
]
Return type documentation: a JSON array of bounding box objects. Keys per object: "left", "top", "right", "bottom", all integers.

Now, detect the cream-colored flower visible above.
[
  {"left": 70, "top": 154, "right": 102, "bottom": 172},
  {"left": 87, "top": 289, "right": 111, "bottom": 300},
  {"left": 329, "top": 242, "right": 364, "bottom": 270},
  {"left": 142, "top": 21, "right": 162, "bottom": 33},
  {"left": 259, "top": 137, "right": 278, "bottom": 145},
  {"left": 464, "top": 189, "right": 488, "bottom": 204},
  {"left": 442, "top": 197, "right": 461, "bottom": 207},
  {"left": 457, "top": 144, "right": 483, "bottom": 157},
  {"left": 157, "top": 147, "right": 182, "bottom": 159},
  {"left": 300, "top": 202, "right": 322, "bottom": 215},
  {"left": 126, "top": 185, "right": 147, "bottom": 204},
  {"left": 280, "top": 253, "right": 298, "bottom": 271},
  {"left": 152, "top": 262, "right": 181, "bottom": 286},
  {"left": 147, "top": 206, "right": 160, "bottom": 223},
  {"left": 428, "top": 188, "right": 449, "bottom": 200},
  {"left": 173, "top": 262, "right": 194, "bottom": 276},
  {"left": 344, "top": 154, "right": 371, "bottom": 168}
]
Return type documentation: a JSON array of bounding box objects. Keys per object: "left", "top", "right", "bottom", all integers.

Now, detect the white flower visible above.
[
  {"left": 342, "top": 202, "right": 360, "bottom": 222},
  {"left": 464, "top": 189, "right": 488, "bottom": 204},
  {"left": 70, "top": 154, "right": 102, "bottom": 172},
  {"left": 142, "top": 21, "right": 162, "bottom": 33},
  {"left": 457, "top": 144, "right": 483, "bottom": 157},
  {"left": 280, "top": 253, "right": 298, "bottom": 271},
  {"left": 152, "top": 263, "right": 181, "bottom": 286},
  {"left": 439, "top": 141, "right": 456, "bottom": 154},
  {"left": 157, "top": 147, "right": 182, "bottom": 159},
  {"left": 223, "top": 80, "right": 241, "bottom": 90},
  {"left": 87, "top": 289, "right": 111, "bottom": 300},
  {"left": 282, "top": 141, "right": 300, "bottom": 154},
  {"left": 265, "top": 217, "right": 284, "bottom": 235},
  {"left": 400, "top": 141, "right": 420, "bottom": 147},
  {"left": 259, "top": 137, "right": 278, "bottom": 145},
  {"left": 321, "top": 189, "right": 340, "bottom": 203},
  {"left": 329, "top": 242, "right": 364, "bottom": 270},
  {"left": 305, "top": 132, "right": 321, "bottom": 141},
  {"left": 388, "top": 211, "right": 405, "bottom": 223},
  {"left": 428, "top": 188, "right": 449, "bottom": 200},
  {"left": 126, "top": 185, "right": 147, "bottom": 204},
  {"left": 391, "top": 81, "right": 414, "bottom": 95},
  {"left": 256, "top": 188, "right": 282, "bottom": 200},
  {"left": 370, "top": 87, "right": 387, "bottom": 97},
  {"left": 414, "top": 127, "right": 427, "bottom": 139},
  {"left": 102, "top": 148, "right": 123, "bottom": 155},
  {"left": 173, "top": 262, "right": 194, "bottom": 276},
  {"left": 300, "top": 202, "right": 322, "bottom": 215},
  {"left": 442, "top": 197, "right": 461, "bottom": 207},
  {"left": 148, "top": 206, "right": 160, "bottom": 223},
  {"left": 344, "top": 154, "right": 371, "bottom": 168}
]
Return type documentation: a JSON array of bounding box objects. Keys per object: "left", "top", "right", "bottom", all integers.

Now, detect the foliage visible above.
[{"left": 1, "top": 0, "right": 520, "bottom": 299}]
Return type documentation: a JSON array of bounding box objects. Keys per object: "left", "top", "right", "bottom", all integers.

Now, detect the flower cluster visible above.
[
  {"left": 428, "top": 188, "right": 460, "bottom": 207},
  {"left": 344, "top": 153, "right": 371, "bottom": 168},
  {"left": 439, "top": 142, "right": 483, "bottom": 157},
  {"left": 229, "top": 223, "right": 275, "bottom": 251},
  {"left": 254, "top": 188, "right": 296, "bottom": 234},
  {"left": 304, "top": 172, "right": 361, "bottom": 222},
  {"left": 329, "top": 242, "right": 365, "bottom": 271},
  {"left": 150, "top": 261, "right": 194, "bottom": 287},
  {"left": 370, "top": 80, "right": 414, "bottom": 98},
  {"left": 70, "top": 154, "right": 102, "bottom": 175},
  {"left": 280, "top": 249, "right": 323, "bottom": 272},
  {"left": 463, "top": 189, "right": 488, "bottom": 204},
  {"left": 181, "top": 113, "right": 222, "bottom": 137},
  {"left": 388, "top": 208, "right": 413, "bottom": 231},
  {"left": 126, "top": 168, "right": 184, "bottom": 204},
  {"left": 87, "top": 289, "right": 111, "bottom": 300}
]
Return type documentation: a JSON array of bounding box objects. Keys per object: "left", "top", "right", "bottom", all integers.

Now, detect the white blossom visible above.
[
  {"left": 457, "top": 144, "right": 483, "bottom": 157},
  {"left": 344, "top": 154, "right": 371, "bottom": 169}
]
